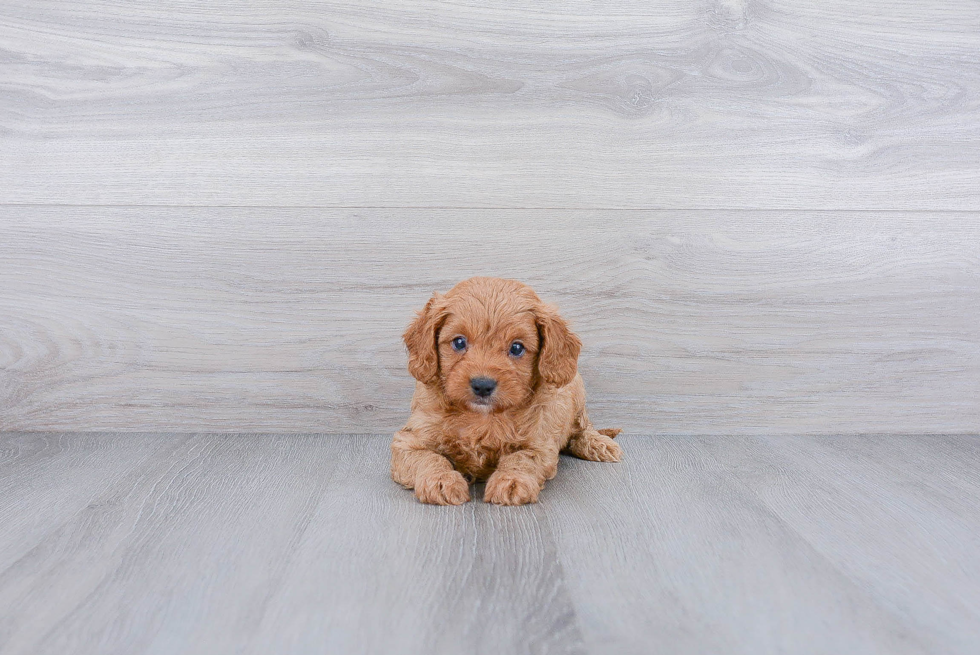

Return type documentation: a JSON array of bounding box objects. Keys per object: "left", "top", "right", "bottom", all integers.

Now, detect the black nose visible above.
[{"left": 470, "top": 377, "right": 497, "bottom": 398}]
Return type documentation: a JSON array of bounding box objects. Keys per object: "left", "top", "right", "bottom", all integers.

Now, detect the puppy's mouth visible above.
[{"left": 466, "top": 397, "right": 495, "bottom": 413}]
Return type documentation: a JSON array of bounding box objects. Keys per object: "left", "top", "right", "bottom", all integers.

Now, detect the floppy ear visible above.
[
  {"left": 403, "top": 293, "right": 447, "bottom": 384},
  {"left": 534, "top": 303, "right": 582, "bottom": 387}
]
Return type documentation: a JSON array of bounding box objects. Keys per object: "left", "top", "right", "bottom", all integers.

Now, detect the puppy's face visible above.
[
  {"left": 404, "top": 277, "right": 582, "bottom": 413},
  {"left": 437, "top": 304, "right": 539, "bottom": 412}
]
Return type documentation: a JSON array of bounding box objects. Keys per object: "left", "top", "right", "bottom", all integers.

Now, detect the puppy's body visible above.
[
  {"left": 402, "top": 372, "right": 607, "bottom": 482},
  {"left": 391, "top": 277, "right": 621, "bottom": 505}
]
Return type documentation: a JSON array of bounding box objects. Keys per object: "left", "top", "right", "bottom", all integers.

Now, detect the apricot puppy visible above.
[{"left": 391, "top": 277, "right": 622, "bottom": 506}]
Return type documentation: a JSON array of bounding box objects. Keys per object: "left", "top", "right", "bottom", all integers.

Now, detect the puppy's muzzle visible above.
[{"left": 469, "top": 376, "right": 497, "bottom": 399}]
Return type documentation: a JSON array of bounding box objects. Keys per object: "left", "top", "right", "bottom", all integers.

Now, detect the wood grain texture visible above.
[
  {"left": 545, "top": 434, "right": 980, "bottom": 655},
  {"left": 2, "top": 207, "right": 977, "bottom": 433},
  {"left": 243, "top": 436, "right": 583, "bottom": 655},
  {"left": 2, "top": 0, "right": 980, "bottom": 208},
  {"left": 0, "top": 433, "right": 584, "bottom": 655},
  {"left": 699, "top": 434, "right": 980, "bottom": 655},
  {"left": 0, "top": 432, "right": 182, "bottom": 572},
  {"left": 2, "top": 432, "right": 979, "bottom": 654}
]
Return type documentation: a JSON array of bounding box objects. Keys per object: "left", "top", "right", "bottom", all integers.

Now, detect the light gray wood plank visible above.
[
  {"left": 0, "top": 433, "right": 584, "bottom": 655},
  {"left": 700, "top": 434, "right": 980, "bottom": 655},
  {"left": 1, "top": 207, "right": 977, "bottom": 434},
  {"left": 245, "top": 436, "right": 584, "bottom": 655},
  {"left": 0, "top": 433, "right": 280, "bottom": 655},
  {"left": 0, "top": 432, "right": 183, "bottom": 574},
  {"left": 3, "top": 432, "right": 980, "bottom": 654},
  {"left": 545, "top": 435, "right": 980, "bottom": 655},
  {"left": 2, "top": 1, "right": 979, "bottom": 208}
]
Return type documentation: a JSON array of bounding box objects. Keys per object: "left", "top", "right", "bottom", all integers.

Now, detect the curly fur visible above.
[{"left": 391, "top": 277, "right": 622, "bottom": 505}]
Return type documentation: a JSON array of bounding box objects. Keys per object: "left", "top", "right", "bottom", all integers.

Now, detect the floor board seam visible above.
[{"left": 3, "top": 204, "right": 980, "bottom": 213}]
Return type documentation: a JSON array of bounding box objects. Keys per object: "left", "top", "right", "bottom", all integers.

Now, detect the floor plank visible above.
[
  {"left": 703, "top": 434, "right": 980, "bottom": 655},
  {"left": 545, "top": 435, "right": 980, "bottom": 655},
  {"left": 2, "top": 433, "right": 979, "bottom": 654},
  {"left": 2, "top": 207, "right": 977, "bottom": 434},
  {"left": 0, "top": 433, "right": 584, "bottom": 655},
  {"left": 0, "top": 432, "right": 184, "bottom": 573},
  {"left": 2, "top": 1, "right": 979, "bottom": 208},
  {"left": 245, "top": 436, "right": 584, "bottom": 655}
]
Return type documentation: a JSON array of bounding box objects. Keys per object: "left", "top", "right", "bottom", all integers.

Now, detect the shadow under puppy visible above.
[{"left": 391, "top": 277, "right": 622, "bottom": 505}]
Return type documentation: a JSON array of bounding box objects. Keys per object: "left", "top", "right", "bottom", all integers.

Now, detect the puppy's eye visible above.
[
  {"left": 509, "top": 341, "right": 525, "bottom": 357},
  {"left": 451, "top": 336, "right": 467, "bottom": 352}
]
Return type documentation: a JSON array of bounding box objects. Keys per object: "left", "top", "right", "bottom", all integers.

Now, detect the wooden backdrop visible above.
[{"left": 1, "top": 0, "right": 978, "bottom": 433}]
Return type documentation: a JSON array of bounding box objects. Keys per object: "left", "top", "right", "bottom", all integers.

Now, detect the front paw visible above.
[
  {"left": 484, "top": 471, "right": 540, "bottom": 505},
  {"left": 415, "top": 470, "right": 471, "bottom": 505}
]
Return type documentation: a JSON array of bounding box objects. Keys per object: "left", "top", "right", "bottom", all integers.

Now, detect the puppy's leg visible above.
[
  {"left": 484, "top": 447, "right": 559, "bottom": 506},
  {"left": 391, "top": 430, "right": 470, "bottom": 505},
  {"left": 566, "top": 430, "right": 621, "bottom": 462},
  {"left": 565, "top": 407, "right": 622, "bottom": 462}
]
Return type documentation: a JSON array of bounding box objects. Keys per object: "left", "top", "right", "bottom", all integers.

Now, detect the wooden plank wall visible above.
[{"left": 1, "top": 1, "right": 978, "bottom": 433}]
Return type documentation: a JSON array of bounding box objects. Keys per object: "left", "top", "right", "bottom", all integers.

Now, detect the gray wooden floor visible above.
[{"left": 2, "top": 432, "right": 978, "bottom": 655}]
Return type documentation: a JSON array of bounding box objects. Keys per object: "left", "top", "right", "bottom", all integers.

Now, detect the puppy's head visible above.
[{"left": 403, "top": 277, "right": 581, "bottom": 412}]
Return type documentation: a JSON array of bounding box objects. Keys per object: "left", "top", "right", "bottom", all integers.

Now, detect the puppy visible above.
[{"left": 391, "top": 277, "right": 622, "bottom": 506}]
